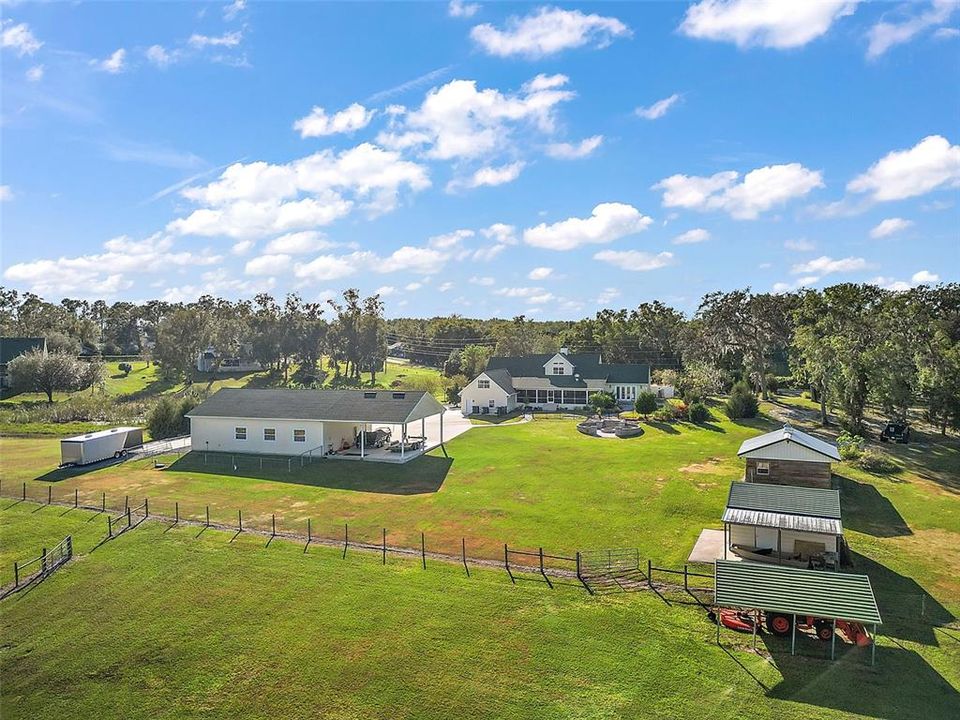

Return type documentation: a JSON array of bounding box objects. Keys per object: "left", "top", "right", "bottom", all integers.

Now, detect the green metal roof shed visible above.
[
  {"left": 715, "top": 560, "right": 880, "bottom": 624},
  {"left": 727, "top": 482, "right": 841, "bottom": 519}
]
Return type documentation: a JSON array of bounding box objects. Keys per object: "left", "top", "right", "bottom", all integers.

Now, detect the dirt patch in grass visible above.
[{"left": 679, "top": 458, "right": 723, "bottom": 474}]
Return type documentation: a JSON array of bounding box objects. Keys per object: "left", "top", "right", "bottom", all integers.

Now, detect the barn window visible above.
[
  {"left": 293, "top": 429, "right": 306, "bottom": 443},
  {"left": 756, "top": 461, "right": 770, "bottom": 475},
  {"left": 264, "top": 428, "right": 276, "bottom": 441},
  {"left": 478, "top": 379, "right": 490, "bottom": 389},
  {"left": 235, "top": 427, "right": 247, "bottom": 440},
  {"left": 363, "top": 391, "right": 377, "bottom": 399}
]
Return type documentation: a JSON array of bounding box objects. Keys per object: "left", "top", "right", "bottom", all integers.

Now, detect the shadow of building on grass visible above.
[
  {"left": 763, "top": 640, "right": 960, "bottom": 720},
  {"left": 836, "top": 474, "right": 912, "bottom": 538},
  {"left": 166, "top": 451, "right": 453, "bottom": 495}
]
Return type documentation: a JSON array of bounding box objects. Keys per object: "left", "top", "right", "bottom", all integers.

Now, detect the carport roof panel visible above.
[
  {"left": 721, "top": 508, "right": 842, "bottom": 535},
  {"left": 727, "top": 482, "right": 841, "bottom": 519},
  {"left": 715, "top": 560, "right": 881, "bottom": 624},
  {"left": 186, "top": 388, "right": 445, "bottom": 425}
]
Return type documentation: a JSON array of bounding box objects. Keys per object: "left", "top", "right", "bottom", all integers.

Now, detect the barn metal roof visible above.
[
  {"left": 186, "top": 388, "right": 445, "bottom": 425},
  {"left": 737, "top": 424, "right": 841, "bottom": 461},
  {"left": 727, "top": 482, "right": 841, "bottom": 519},
  {"left": 715, "top": 560, "right": 881, "bottom": 624},
  {"left": 722, "top": 508, "right": 843, "bottom": 535}
]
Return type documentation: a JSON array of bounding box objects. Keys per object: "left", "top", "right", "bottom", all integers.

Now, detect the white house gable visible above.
[{"left": 542, "top": 353, "right": 575, "bottom": 377}]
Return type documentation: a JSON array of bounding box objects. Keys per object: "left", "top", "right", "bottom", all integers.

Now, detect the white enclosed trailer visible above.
[{"left": 60, "top": 427, "right": 144, "bottom": 466}]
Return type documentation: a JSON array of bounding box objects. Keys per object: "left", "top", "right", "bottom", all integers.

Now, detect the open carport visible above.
[{"left": 714, "top": 560, "right": 882, "bottom": 664}]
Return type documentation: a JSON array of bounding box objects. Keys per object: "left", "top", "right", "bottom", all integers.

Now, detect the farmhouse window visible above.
[
  {"left": 756, "top": 462, "right": 770, "bottom": 475},
  {"left": 235, "top": 427, "right": 247, "bottom": 440},
  {"left": 264, "top": 428, "right": 276, "bottom": 441},
  {"left": 488, "top": 399, "right": 495, "bottom": 407},
  {"left": 552, "top": 363, "right": 565, "bottom": 375},
  {"left": 478, "top": 379, "right": 490, "bottom": 389},
  {"left": 293, "top": 429, "right": 306, "bottom": 443}
]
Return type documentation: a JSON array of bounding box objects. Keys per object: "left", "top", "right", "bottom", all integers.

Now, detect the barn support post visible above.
[
  {"left": 791, "top": 614, "right": 797, "bottom": 656},
  {"left": 723, "top": 523, "right": 727, "bottom": 560},
  {"left": 831, "top": 619, "right": 836, "bottom": 660},
  {"left": 462, "top": 538, "right": 469, "bottom": 576},
  {"left": 421, "top": 417, "right": 425, "bottom": 444},
  {"left": 871, "top": 625, "right": 877, "bottom": 666},
  {"left": 401, "top": 424, "right": 406, "bottom": 461}
]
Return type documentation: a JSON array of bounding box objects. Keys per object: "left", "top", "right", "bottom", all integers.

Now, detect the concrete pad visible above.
[{"left": 688, "top": 528, "right": 740, "bottom": 564}]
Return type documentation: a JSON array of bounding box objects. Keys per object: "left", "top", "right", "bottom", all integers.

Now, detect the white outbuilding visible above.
[{"left": 186, "top": 388, "right": 447, "bottom": 463}]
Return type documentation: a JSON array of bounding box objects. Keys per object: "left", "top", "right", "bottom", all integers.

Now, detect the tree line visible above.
[{"left": 2, "top": 283, "right": 957, "bottom": 435}]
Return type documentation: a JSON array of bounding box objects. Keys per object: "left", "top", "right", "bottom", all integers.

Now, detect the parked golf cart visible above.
[{"left": 880, "top": 419, "right": 910, "bottom": 443}]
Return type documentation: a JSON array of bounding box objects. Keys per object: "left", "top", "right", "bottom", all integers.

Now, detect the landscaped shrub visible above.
[
  {"left": 118, "top": 362, "right": 133, "bottom": 376},
  {"left": 764, "top": 374, "right": 779, "bottom": 395},
  {"left": 651, "top": 406, "right": 675, "bottom": 422},
  {"left": 590, "top": 391, "right": 617, "bottom": 415},
  {"left": 634, "top": 391, "right": 658, "bottom": 419},
  {"left": 837, "top": 431, "right": 865, "bottom": 461},
  {"left": 147, "top": 396, "right": 196, "bottom": 440},
  {"left": 724, "top": 381, "right": 758, "bottom": 419},
  {"left": 858, "top": 448, "right": 899, "bottom": 474},
  {"left": 688, "top": 402, "right": 710, "bottom": 423}
]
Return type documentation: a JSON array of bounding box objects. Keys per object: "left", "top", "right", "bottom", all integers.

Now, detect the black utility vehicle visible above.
[{"left": 880, "top": 420, "right": 910, "bottom": 444}]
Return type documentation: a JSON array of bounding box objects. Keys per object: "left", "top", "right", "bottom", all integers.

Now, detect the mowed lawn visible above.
[
  {"left": 1, "top": 503, "right": 957, "bottom": 720},
  {"left": 1, "top": 414, "right": 770, "bottom": 564}
]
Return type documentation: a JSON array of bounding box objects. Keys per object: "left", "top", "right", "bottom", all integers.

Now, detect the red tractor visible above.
[{"left": 712, "top": 608, "right": 871, "bottom": 646}]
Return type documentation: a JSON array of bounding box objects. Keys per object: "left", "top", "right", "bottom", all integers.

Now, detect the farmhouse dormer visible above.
[{"left": 543, "top": 353, "right": 575, "bottom": 377}]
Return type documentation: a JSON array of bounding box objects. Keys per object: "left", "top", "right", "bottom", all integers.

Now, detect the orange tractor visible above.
[{"left": 712, "top": 608, "right": 871, "bottom": 646}]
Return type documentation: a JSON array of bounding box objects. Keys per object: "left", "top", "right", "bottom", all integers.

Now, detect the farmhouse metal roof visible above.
[
  {"left": 186, "top": 388, "right": 445, "bottom": 425},
  {"left": 715, "top": 560, "right": 881, "bottom": 624},
  {"left": 737, "top": 424, "right": 841, "bottom": 461},
  {"left": 727, "top": 482, "right": 841, "bottom": 519},
  {"left": 485, "top": 353, "right": 649, "bottom": 383},
  {"left": 721, "top": 508, "right": 843, "bottom": 535},
  {"left": 0, "top": 337, "right": 46, "bottom": 365},
  {"left": 482, "top": 368, "right": 515, "bottom": 394}
]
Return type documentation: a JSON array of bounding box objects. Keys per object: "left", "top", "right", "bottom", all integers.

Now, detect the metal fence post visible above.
[
  {"left": 108, "top": 515, "right": 113, "bottom": 537},
  {"left": 14, "top": 562, "right": 19, "bottom": 587},
  {"left": 504, "top": 543, "right": 514, "bottom": 583},
  {"left": 342, "top": 523, "right": 348, "bottom": 559},
  {"left": 206, "top": 505, "right": 210, "bottom": 527},
  {"left": 647, "top": 559, "right": 652, "bottom": 588},
  {"left": 307, "top": 519, "right": 311, "bottom": 543},
  {"left": 462, "top": 538, "right": 469, "bottom": 577},
  {"left": 124, "top": 495, "right": 129, "bottom": 511},
  {"left": 382, "top": 528, "right": 386, "bottom": 564},
  {"left": 126, "top": 506, "right": 131, "bottom": 527},
  {"left": 41, "top": 547, "right": 47, "bottom": 573},
  {"left": 22, "top": 482, "right": 26, "bottom": 501},
  {"left": 102, "top": 492, "right": 105, "bottom": 512},
  {"left": 75, "top": 489, "right": 79, "bottom": 508},
  {"left": 684, "top": 564, "right": 688, "bottom": 592},
  {"left": 421, "top": 532, "right": 426, "bottom": 569},
  {"left": 67, "top": 536, "right": 73, "bottom": 560},
  {"left": 175, "top": 502, "right": 179, "bottom": 524}
]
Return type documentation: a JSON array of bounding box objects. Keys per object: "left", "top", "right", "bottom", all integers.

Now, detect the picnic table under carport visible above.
[{"left": 714, "top": 560, "right": 882, "bottom": 664}]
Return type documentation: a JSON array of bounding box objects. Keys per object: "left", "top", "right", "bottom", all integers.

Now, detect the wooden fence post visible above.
[
  {"left": 102, "top": 492, "right": 105, "bottom": 512},
  {"left": 647, "top": 559, "right": 653, "bottom": 588},
  {"left": 144, "top": 498, "right": 149, "bottom": 518},
  {"left": 67, "top": 536, "right": 72, "bottom": 560},
  {"left": 382, "top": 528, "right": 386, "bottom": 565},
  {"left": 14, "top": 562, "right": 19, "bottom": 588},
  {"left": 684, "top": 564, "right": 688, "bottom": 592},
  {"left": 22, "top": 482, "right": 26, "bottom": 501},
  {"left": 206, "top": 505, "right": 210, "bottom": 527},
  {"left": 108, "top": 515, "right": 113, "bottom": 537},
  {"left": 238, "top": 509, "right": 243, "bottom": 532},
  {"left": 41, "top": 547, "right": 47, "bottom": 573},
  {"left": 126, "top": 507, "right": 131, "bottom": 527},
  {"left": 539, "top": 547, "right": 553, "bottom": 589},
  {"left": 75, "top": 489, "right": 79, "bottom": 508},
  {"left": 307, "top": 519, "right": 312, "bottom": 543},
  {"left": 462, "top": 538, "right": 469, "bottom": 577},
  {"left": 421, "top": 532, "right": 426, "bottom": 570},
  {"left": 504, "top": 543, "right": 514, "bottom": 583},
  {"left": 47, "top": 486, "right": 52, "bottom": 505},
  {"left": 124, "top": 495, "right": 129, "bottom": 511},
  {"left": 175, "top": 502, "right": 179, "bottom": 524},
  {"left": 272, "top": 514, "right": 276, "bottom": 537},
  {"left": 342, "top": 523, "right": 348, "bottom": 559}
]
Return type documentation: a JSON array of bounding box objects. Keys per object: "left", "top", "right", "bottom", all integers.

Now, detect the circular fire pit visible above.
[{"left": 576, "top": 417, "right": 644, "bottom": 439}]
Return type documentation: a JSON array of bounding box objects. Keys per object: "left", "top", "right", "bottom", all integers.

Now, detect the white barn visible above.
[{"left": 186, "top": 388, "right": 446, "bottom": 463}]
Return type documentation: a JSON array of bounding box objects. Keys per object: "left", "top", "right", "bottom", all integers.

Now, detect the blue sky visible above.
[{"left": 1, "top": 0, "right": 958, "bottom": 318}]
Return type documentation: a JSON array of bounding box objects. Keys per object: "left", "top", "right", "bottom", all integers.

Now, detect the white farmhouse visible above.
[{"left": 459, "top": 349, "right": 659, "bottom": 416}]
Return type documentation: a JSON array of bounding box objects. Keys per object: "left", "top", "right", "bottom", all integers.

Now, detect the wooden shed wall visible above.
[{"left": 745, "top": 458, "right": 833, "bottom": 489}]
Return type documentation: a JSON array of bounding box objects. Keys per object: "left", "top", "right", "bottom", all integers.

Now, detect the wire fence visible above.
[
  {"left": 2, "top": 534, "right": 73, "bottom": 597},
  {"left": 0, "top": 484, "right": 952, "bottom": 631}
]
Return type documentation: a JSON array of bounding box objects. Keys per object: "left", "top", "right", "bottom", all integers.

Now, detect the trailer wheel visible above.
[
  {"left": 766, "top": 613, "right": 793, "bottom": 636},
  {"left": 815, "top": 620, "right": 833, "bottom": 641},
  {"left": 114, "top": 450, "right": 126, "bottom": 459}
]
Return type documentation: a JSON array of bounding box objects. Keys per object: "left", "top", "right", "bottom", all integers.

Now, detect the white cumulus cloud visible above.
[
  {"left": 245, "top": 253, "right": 292, "bottom": 276},
  {"left": 867, "top": 0, "right": 957, "bottom": 58},
  {"left": 93, "top": 48, "right": 126, "bottom": 74},
  {"left": 524, "top": 202, "right": 653, "bottom": 251},
  {"left": 654, "top": 163, "right": 823, "bottom": 219},
  {"left": 545, "top": 135, "right": 603, "bottom": 159},
  {"left": 447, "top": 161, "right": 525, "bottom": 192},
  {"left": 870, "top": 217, "right": 914, "bottom": 239},
  {"left": 449, "top": 0, "right": 480, "bottom": 18},
  {"left": 189, "top": 31, "right": 242, "bottom": 48},
  {"left": 528, "top": 266, "right": 554, "bottom": 280},
  {"left": 791, "top": 255, "right": 868, "bottom": 275},
  {"left": 1, "top": 21, "right": 42, "bottom": 56},
  {"left": 636, "top": 93, "right": 681, "bottom": 120},
  {"left": 264, "top": 230, "right": 335, "bottom": 254},
  {"left": 672, "top": 228, "right": 710, "bottom": 245},
  {"left": 294, "top": 103, "right": 376, "bottom": 138},
  {"left": 680, "top": 0, "right": 859, "bottom": 49},
  {"left": 847, "top": 135, "right": 960, "bottom": 202},
  {"left": 26, "top": 64, "right": 43, "bottom": 82},
  {"left": 470, "top": 6, "right": 631, "bottom": 58},
  {"left": 912, "top": 269, "right": 940, "bottom": 283}
]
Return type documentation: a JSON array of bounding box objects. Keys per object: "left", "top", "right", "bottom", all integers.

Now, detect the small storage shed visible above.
[
  {"left": 737, "top": 424, "right": 840, "bottom": 488},
  {"left": 723, "top": 482, "right": 843, "bottom": 568},
  {"left": 714, "top": 560, "right": 882, "bottom": 663},
  {"left": 60, "top": 426, "right": 144, "bottom": 466}
]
